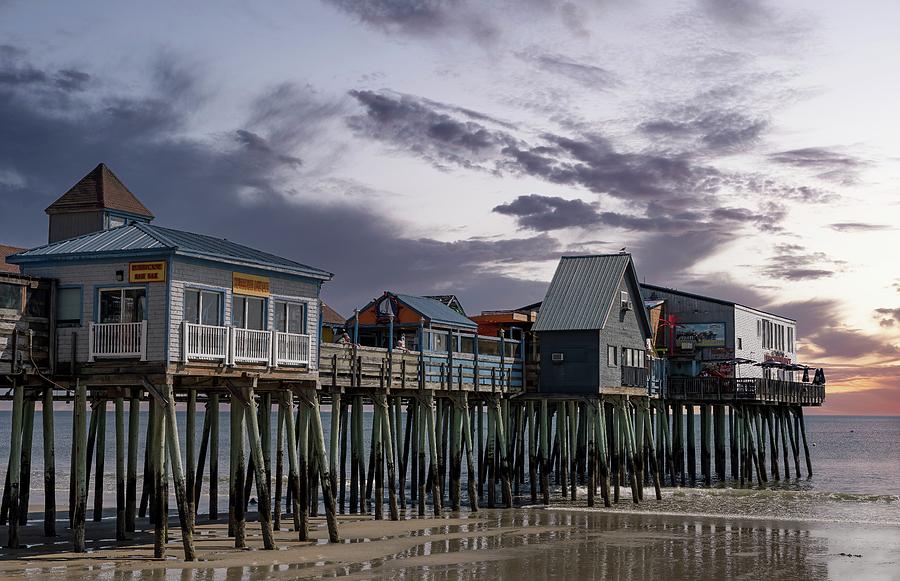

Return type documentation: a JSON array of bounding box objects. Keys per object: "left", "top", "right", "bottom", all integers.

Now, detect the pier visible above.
[{"left": 0, "top": 163, "right": 827, "bottom": 561}]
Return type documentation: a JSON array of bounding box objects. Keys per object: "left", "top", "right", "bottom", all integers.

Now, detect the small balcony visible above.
[
  {"left": 89, "top": 321, "right": 147, "bottom": 362},
  {"left": 181, "top": 321, "right": 310, "bottom": 367}
]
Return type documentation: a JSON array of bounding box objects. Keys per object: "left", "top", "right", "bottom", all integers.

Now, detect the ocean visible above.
[{"left": 1, "top": 410, "right": 898, "bottom": 527}]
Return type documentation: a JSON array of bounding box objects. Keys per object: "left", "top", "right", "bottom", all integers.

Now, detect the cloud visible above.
[
  {"left": 517, "top": 50, "right": 618, "bottom": 89},
  {"left": 772, "top": 299, "right": 898, "bottom": 359},
  {"left": 769, "top": 147, "right": 867, "bottom": 185},
  {"left": 759, "top": 243, "right": 843, "bottom": 281},
  {"left": 875, "top": 307, "right": 900, "bottom": 328},
  {"left": 829, "top": 222, "right": 891, "bottom": 233},
  {"left": 639, "top": 108, "right": 768, "bottom": 152},
  {"left": 697, "top": 0, "right": 773, "bottom": 28},
  {"left": 0, "top": 45, "right": 556, "bottom": 315},
  {"left": 321, "top": 0, "right": 498, "bottom": 42}
]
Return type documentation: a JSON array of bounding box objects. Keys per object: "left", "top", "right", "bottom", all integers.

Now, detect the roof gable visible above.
[
  {"left": 45, "top": 163, "right": 154, "bottom": 218},
  {"left": 395, "top": 294, "right": 478, "bottom": 328},
  {"left": 533, "top": 254, "right": 652, "bottom": 337}
]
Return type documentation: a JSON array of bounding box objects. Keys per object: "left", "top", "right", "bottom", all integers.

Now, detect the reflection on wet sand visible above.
[{"left": 4, "top": 508, "right": 897, "bottom": 580}]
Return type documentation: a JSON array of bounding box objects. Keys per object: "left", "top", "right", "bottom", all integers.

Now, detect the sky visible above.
[{"left": 0, "top": 0, "right": 898, "bottom": 414}]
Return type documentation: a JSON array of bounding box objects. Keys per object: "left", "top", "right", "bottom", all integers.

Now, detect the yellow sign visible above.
[
  {"left": 129, "top": 261, "right": 166, "bottom": 283},
  {"left": 233, "top": 272, "right": 269, "bottom": 297}
]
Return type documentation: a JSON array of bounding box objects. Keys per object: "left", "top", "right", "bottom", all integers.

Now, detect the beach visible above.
[{"left": 1, "top": 503, "right": 899, "bottom": 580}]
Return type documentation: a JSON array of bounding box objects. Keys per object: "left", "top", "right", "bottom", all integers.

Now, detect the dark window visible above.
[
  {"left": 274, "top": 301, "right": 305, "bottom": 334},
  {"left": 99, "top": 288, "right": 145, "bottom": 323},
  {"left": 26, "top": 287, "right": 49, "bottom": 318},
  {"left": 0, "top": 282, "right": 22, "bottom": 311},
  {"left": 607, "top": 345, "right": 617, "bottom": 366},
  {"left": 57, "top": 287, "right": 81, "bottom": 326},
  {"left": 234, "top": 295, "right": 265, "bottom": 330},
  {"left": 185, "top": 289, "right": 222, "bottom": 326}
]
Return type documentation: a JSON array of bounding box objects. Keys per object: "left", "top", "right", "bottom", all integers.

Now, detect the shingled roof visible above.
[{"left": 45, "top": 163, "right": 154, "bottom": 218}]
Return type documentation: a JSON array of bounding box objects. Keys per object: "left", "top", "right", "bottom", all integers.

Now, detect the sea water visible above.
[{"left": 1, "top": 410, "right": 897, "bottom": 526}]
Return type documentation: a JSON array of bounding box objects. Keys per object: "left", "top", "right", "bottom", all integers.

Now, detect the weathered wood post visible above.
[
  {"left": 92, "top": 398, "right": 106, "bottom": 522},
  {"left": 796, "top": 406, "right": 813, "bottom": 477},
  {"left": 595, "top": 398, "right": 611, "bottom": 507},
  {"left": 18, "top": 397, "right": 36, "bottom": 526},
  {"left": 126, "top": 388, "right": 140, "bottom": 533},
  {"left": 527, "top": 400, "right": 537, "bottom": 504},
  {"left": 485, "top": 397, "right": 496, "bottom": 508},
  {"left": 194, "top": 398, "right": 211, "bottom": 519},
  {"left": 297, "top": 392, "right": 310, "bottom": 533},
  {"left": 274, "top": 402, "right": 284, "bottom": 529},
  {"left": 162, "top": 383, "right": 196, "bottom": 560},
  {"left": 279, "top": 391, "right": 304, "bottom": 539},
  {"left": 303, "top": 388, "right": 341, "bottom": 541},
  {"left": 338, "top": 399, "right": 349, "bottom": 514},
  {"left": 685, "top": 404, "right": 695, "bottom": 483},
  {"left": 449, "top": 397, "right": 462, "bottom": 511},
  {"left": 641, "top": 401, "right": 662, "bottom": 500},
  {"left": 6, "top": 380, "right": 24, "bottom": 548},
  {"left": 493, "top": 397, "right": 513, "bottom": 508},
  {"left": 349, "top": 395, "right": 361, "bottom": 515},
  {"left": 658, "top": 401, "right": 675, "bottom": 486},
  {"left": 375, "top": 394, "right": 399, "bottom": 521},
  {"left": 779, "top": 407, "right": 791, "bottom": 479},
  {"left": 208, "top": 393, "right": 220, "bottom": 520},
  {"left": 700, "top": 404, "right": 710, "bottom": 485},
  {"left": 586, "top": 401, "right": 596, "bottom": 507},
  {"left": 460, "top": 393, "right": 479, "bottom": 512},
  {"left": 424, "top": 393, "right": 442, "bottom": 514},
  {"left": 417, "top": 397, "right": 427, "bottom": 515},
  {"left": 786, "top": 406, "right": 801, "bottom": 476},
  {"left": 229, "top": 392, "right": 246, "bottom": 548},
  {"left": 185, "top": 390, "right": 196, "bottom": 529},
  {"left": 42, "top": 386, "right": 57, "bottom": 537},
  {"left": 115, "top": 395, "right": 126, "bottom": 540},
  {"left": 152, "top": 394, "right": 167, "bottom": 558},
  {"left": 568, "top": 400, "right": 577, "bottom": 500},
  {"left": 540, "top": 399, "right": 550, "bottom": 505},
  {"left": 241, "top": 383, "right": 276, "bottom": 550},
  {"left": 713, "top": 404, "right": 725, "bottom": 481},
  {"left": 330, "top": 390, "right": 341, "bottom": 511},
  {"left": 73, "top": 380, "right": 88, "bottom": 552},
  {"left": 619, "top": 400, "right": 640, "bottom": 504}
]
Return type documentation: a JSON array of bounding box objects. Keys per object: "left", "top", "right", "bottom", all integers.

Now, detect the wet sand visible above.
[{"left": 1, "top": 504, "right": 899, "bottom": 580}]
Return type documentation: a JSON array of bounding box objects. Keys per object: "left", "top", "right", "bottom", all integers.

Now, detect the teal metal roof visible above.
[
  {"left": 8, "top": 222, "right": 332, "bottom": 280},
  {"left": 395, "top": 293, "right": 478, "bottom": 329},
  {"left": 533, "top": 254, "right": 652, "bottom": 336}
]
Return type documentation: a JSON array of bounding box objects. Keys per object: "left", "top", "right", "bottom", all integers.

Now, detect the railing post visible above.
[
  {"left": 181, "top": 321, "right": 188, "bottom": 362},
  {"left": 271, "top": 331, "right": 278, "bottom": 368},
  {"left": 139, "top": 320, "right": 147, "bottom": 361},
  {"left": 88, "top": 323, "right": 95, "bottom": 363},
  {"left": 228, "top": 326, "right": 235, "bottom": 366}
]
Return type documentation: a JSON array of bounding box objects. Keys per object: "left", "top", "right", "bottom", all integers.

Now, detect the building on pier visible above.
[
  {"left": 7, "top": 164, "right": 332, "bottom": 389},
  {"left": 640, "top": 283, "right": 798, "bottom": 380},
  {"left": 0, "top": 271, "right": 54, "bottom": 377},
  {"left": 532, "top": 254, "right": 653, "bottom": 395},
  {"left": 471, "top": 301, "right": 541, "bottom": 391}
]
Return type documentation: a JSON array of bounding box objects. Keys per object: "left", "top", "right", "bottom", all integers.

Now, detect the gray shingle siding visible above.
[
  {"left": 599, "top": 276, "right": 649, "bottom": 389},
  {"left": 22, "top": 258, "right": 169, "bottom": 363},
  {"left": 168, "top": 257, "right": 321, "bottom": 369}
]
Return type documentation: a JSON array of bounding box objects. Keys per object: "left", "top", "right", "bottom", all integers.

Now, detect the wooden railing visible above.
[
  {"left": 621, "top": 366, "right": 647, "bottom": 388},
  {"left": 230, "top": 328, "right": 271, "bottom": 365},
  {"left": 88, "top": 321, "right": 147, "bottom": 362},
  {"left": 666, "top": 376, "right": 825, "bottom": 405},
  {"left": 320, "top": 343, "right": 523, "bottom": 392}
]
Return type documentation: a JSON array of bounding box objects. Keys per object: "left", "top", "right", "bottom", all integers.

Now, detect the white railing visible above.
[
  {"left": 274, "top": 332, "right": 311, "bottom": 366},
  {"left": 89, "top": 321, "right": 147, "bottom": 362},
  {"left": 182, "top": 321, "right": 229, "bottom": 362},
  {"left": 231, "top": 327, "right": 272, "bottom": 365},
  {"left": 180, "top": 324, "right": 312, "bottom": 367}
]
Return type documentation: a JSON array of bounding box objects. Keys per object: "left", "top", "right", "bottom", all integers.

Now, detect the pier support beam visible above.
[
  {"left": 163, "top": 383, "right": 196, "bottom": 560},
  {"left": 241, "top": 383, "right": 276, "bottom": 550},
  {"left": 72, "top": 380, "right": 87, "bottom": 552},
  {"left": 42, "top": 386, "right": 57, "bottom": 537},
  {"left": 126, "top": 389, "right": 139, "bottom": 533},
  {"left": 6, "top": 381, "right": 24, "bottom": 548}
]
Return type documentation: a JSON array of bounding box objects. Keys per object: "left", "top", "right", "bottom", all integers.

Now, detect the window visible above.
[
  {"left": 184, "top": 289, "right": 223, "bottom": 326},
  {"left": 274, "top": 301, "right": 306, "bottom": 334},
  {"left": 57, "top": 287, "right": 82, "bottom": 326},
  {"left": 737, "top": 337, "right": 743, "bottom": 350},
  {"left": 26, "top": 287, "right": 49, "bottom": 317},
  {"left": 788, "top": 327, "right": 793, "bottom": 352},
  {"left": 98, "top": 288, "right": 146, "bottom": 323},
  {"left": 234, "top": 295, "right": 266, "bottom": 330},
  {"left": 0, "top": 282, "right": 22, "bottom": 311},
  {"left": 757, "top": 320, "right": 761, "bottom": 337},
  {"left": 607, "top": 344, "right": 617, "bottom": 367}
]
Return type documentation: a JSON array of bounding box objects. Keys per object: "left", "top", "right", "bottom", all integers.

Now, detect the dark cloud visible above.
[
  {"left": 875, "top": 307, "right": 900, "bottom": 328},
  {"left": 759, "top": 243, "right": 843, "bottom": 281},
  {"left": 829, "top": 222, "right": 891, "bottom": 233},
  {"left": 517, "top": 51, "right": 618, "bottom": 89},
  {"left": 321, "top": 0, "right": 498, "bottom": 42},
  {"left": 492, "top": 194, "right": 600, "bottom": 231},
  {"left": 0, "top": 46, "right": 556, "bottom": 315},
  {"left": 769, "top": 147, "right": 866, "bottom": 185},
  {"left": 639, "top": 108, "right": 768, "bottom": 152},
  {"left": 697, "top": 0, "right": 773, "bottom": 28}
]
